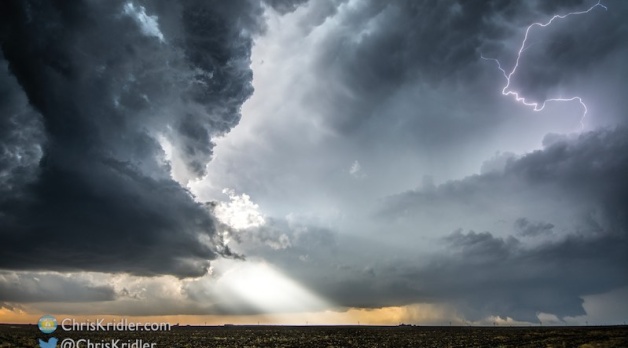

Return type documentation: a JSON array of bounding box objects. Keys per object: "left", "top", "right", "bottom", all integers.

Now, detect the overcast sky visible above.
[{"left": 1, "top": 0, "right": 627, "bottom": 326}]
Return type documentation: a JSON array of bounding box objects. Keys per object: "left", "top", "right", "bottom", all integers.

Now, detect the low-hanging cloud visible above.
[
  {"left": 0, "top": 271, "right": 115, "bottom": 303},
  {"left": 371, "top": 127, "right": 628, "bottom": 321},
  {"left": 202, "top": 127, "right": 628, "bottom": 320}
]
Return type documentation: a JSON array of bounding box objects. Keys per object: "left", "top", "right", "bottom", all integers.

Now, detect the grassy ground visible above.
[{"left": 1, "top": 324, "right": 627, "bottom": 348}]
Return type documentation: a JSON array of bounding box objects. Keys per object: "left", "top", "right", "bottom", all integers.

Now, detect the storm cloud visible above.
[
  {"left": 206, "top": 127, "right": 627, "bottom": 322},
  {"left": 368, "top": 127, "right": 628, "bottom": 320},
  {"left": 0, "top": 271, "right": 115, "bottom": 303},
  {"left": 0, "top": 0, "right": 263, "bottom": 277},
  {"left": 1, "top": 0, "right": 627, "bottom": 325},
  {"left": 183, "top": 0, "right": 628, "bottom": 323}
]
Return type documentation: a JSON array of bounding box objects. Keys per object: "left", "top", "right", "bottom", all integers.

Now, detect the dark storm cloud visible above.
[
  {"left": 297, "top": 0, "right": 628, "bottom": 145},
  {"left": 276, "top": 227, "right": 622, "bottom": 322},
  {"left": 416, "top": 229, "right": 627, "bottom": 322},
  {"left": 0, "top": 0, "right": 262, "bottom": 277},
  {"left": 506, "top": 1, "right": 628, "bottom": 103},
  {"left": 303, "top": 1, "right": 523, "bottom": 134},
  {"left": 367, "top": 127, "right": 628, "bottom": 321}
]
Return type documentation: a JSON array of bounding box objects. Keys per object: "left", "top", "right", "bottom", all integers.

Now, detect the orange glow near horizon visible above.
[{"left": 0, "top": 303, "right": 459, "bottom": 326}]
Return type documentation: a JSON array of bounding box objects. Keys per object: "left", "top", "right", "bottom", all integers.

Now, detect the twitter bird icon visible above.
[{"left": 39, "top": 337, "right": 58, "bottom": 348}]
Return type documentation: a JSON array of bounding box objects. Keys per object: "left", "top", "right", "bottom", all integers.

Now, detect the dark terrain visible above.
[{"left": 1, "top": 324, "right": 627, "bottom": 348}]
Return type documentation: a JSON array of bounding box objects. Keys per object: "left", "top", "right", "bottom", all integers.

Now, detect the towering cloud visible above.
[{"left": 0, "top": 0, "right": 262, "bottom": 277}]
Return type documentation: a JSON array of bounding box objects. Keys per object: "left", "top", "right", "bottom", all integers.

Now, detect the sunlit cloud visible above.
[{"left": 214, "top": 189, "right": 266, "bottom": 231}]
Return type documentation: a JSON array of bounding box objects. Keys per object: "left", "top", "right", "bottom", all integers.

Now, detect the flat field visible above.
[{"left": 1, "top": 324, "right": 627, "bottom": 348}]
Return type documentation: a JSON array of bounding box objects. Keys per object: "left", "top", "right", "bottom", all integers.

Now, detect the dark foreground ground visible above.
[{"left": 1, "top": 324, "right": 627, "bottom": 348}]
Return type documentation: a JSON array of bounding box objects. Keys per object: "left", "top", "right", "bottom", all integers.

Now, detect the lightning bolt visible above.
[{"left": 482, "top": 0, "right": 607, "bottom": 130}]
